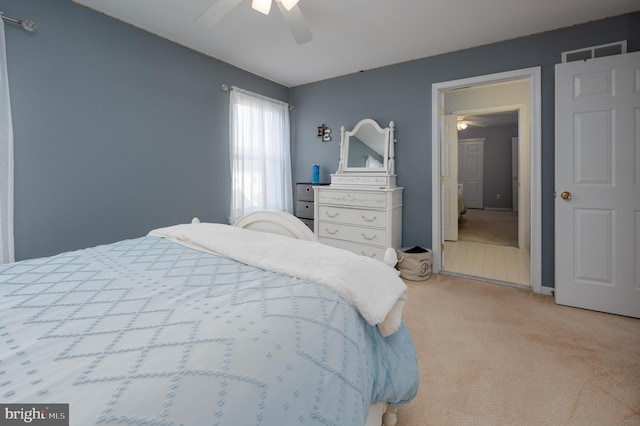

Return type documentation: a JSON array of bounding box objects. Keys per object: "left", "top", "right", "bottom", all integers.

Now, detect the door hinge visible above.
[
  {"left": 439, "top": 107, "right": 445, "bottom": 116},
  {"left": 441, "top": 243, "right": 445, "bottom": 252},
  {"left": 440, "top": 175, "right": 445, "bottom": 184}
]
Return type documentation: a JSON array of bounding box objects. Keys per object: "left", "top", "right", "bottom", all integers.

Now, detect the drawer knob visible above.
[
  {"left": 361, "top": 233, "right": 377, "bottom": 241},
  {"left": 361, "top": 215, "right": 377, "bottom": 223},
  {"left": 325, "top": 212, "right": 339, "bottom": 218},
  {"left": 326, "top": 228, "right": 339, "bottom": 235},
  {"left": 361, "top": 252, "right": 377, "bottom": 258}
]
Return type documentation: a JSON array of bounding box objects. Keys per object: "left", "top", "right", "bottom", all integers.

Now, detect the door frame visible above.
[{"left": 431, "top": 67, "right": 542, "bottom": 294}]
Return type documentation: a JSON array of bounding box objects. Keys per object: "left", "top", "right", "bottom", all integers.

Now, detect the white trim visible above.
[
  {"left": 431, "top": 67, "right": 542, "bottom": 294},
  {"left": 541, "top": 286, "right": 554, "bottom": 297}
]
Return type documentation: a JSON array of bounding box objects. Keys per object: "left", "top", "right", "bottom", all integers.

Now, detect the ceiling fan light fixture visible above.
[
  {"left": 252, "top": 0, "right": 272, "bottom": 15},
  {"left": 279, "top": 0, "right": 299, "bottom": 11}
]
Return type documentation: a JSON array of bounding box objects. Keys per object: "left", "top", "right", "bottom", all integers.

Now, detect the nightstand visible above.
[{"left": 295, "top": 183, "right": 326, "bottom": 231}]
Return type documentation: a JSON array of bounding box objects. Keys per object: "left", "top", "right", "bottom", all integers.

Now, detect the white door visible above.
[
  {"left": 458, "top": 139, "right": 484, "bottom": 209},
  {"left": 443, "top": 115, "right": 459, "bottom": 241},
  {"left": 555, "top": 51, "right": 640, "bottom": 318},
  {"left": 512, "top": 137, "right": 519, "bottom": 213}
]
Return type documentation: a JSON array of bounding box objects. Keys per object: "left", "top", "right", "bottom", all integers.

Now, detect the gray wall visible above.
[
  {"left": 290, "top": 12, "right": 640, "bottom": 288},
  {"left": 2, "top": 0, "right": 288, "bottom": 260},
  {"left": 459, "top": 125, "right": 518, "bottom": 210},
  {"left": 3, "top": 0, "right": 639, "bottom": 289}
]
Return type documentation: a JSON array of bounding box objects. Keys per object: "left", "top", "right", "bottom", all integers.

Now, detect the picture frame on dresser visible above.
[{"left": 314, "top": 118, "right": 403, "bottom": 260}]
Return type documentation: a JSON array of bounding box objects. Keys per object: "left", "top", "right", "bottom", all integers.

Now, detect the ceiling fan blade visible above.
[
  {"left": 276, "top": 0, "right": 312, "bottom": 44},
  {"left": 466, "top": 121, "right": 487, "bottom": 127},
  {"left": 195, "top": 0, "right": 244, "bottom": 27}
]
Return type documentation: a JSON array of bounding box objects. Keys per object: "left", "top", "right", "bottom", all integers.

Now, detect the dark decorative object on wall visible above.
[{"left": 317, "top": 124, "right": 331, "bottom": 141}]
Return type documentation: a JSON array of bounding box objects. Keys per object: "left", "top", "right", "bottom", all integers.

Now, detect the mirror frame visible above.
[{"left": 336, "top": 118, "right": 395, "bottom": 176}]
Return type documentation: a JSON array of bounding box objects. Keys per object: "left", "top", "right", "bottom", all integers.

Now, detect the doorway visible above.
[{"left": 431, "top": 68, "right": 542, "bottom": 294}]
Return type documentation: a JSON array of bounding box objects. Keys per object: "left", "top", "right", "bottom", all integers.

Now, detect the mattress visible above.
[{"left": 0, "top": 234, "right": 419, "bottom": 425}]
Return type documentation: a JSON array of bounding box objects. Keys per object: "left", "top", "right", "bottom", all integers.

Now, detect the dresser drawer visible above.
[
  {"left": 318, "top": 205, "right": 386, "bottom": 228},
  {"left": 317, "top": 189, "right": 387, "bottom": 209},
  {"left": 317, "top": 222, "right": 386, "bottom": 247},
  {"left": 296, "top": 201, "right": 314, "bottom": 219},
  {"left": 296, "top": 183, "right": 315, "bottom": 202},
  {"left": 318, "top": 237, "right": 387, "bottom": 260}
]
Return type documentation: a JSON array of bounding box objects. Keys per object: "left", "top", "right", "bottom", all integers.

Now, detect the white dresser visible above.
[
  {"left": 314, "top": 118, "right": 402, "bottom": 260},
  {"left": 314, "top": 186, "right": 403, "bottom": 260}
]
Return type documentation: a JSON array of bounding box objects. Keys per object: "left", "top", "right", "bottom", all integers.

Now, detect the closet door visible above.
[{"left": 458, "top": 138, "right": 484, "bottom": 209}]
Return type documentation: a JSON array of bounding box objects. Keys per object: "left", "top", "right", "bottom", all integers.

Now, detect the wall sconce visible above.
[{"left": 317, "top": 124, "right": 331, "bottom": 141}]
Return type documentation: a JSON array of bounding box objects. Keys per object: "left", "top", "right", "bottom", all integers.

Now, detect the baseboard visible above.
[
  {"left": 483, "top": 207, "right": 514, "bottom": 212},
  {"left": 541, "top": 286, "right": 554, "bottom": 296}
]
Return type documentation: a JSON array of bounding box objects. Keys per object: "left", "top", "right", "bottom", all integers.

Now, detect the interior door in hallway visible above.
[
  {"left": 555, "top": 51, "right": 640, "bottom": 318},
  {"left": 458, "top": 138, "right": 484, "bottom": 209}
]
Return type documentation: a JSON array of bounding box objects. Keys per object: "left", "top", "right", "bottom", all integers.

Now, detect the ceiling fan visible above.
[
  {"left": 196, "top": 0, "right": 312, "bottom": 44},
  {"left": 457, "top": 115, "right": 486, "bottom": 131}
]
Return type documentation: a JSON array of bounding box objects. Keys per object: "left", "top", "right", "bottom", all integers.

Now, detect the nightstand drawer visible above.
[
  {"left": 296, "top": 183, "right": 315, "bottom": 202},
  {"left": 296, "top": 201, "right": 314, "bottom": 219},
  {"left": 318, "top": 205, "right": 386, "bottom": 228},
  {"left": 317, "top": 222, "right": 387, "bottom": 247},
  {"left": 298, "top": 217, "right": 314, "bottom": 231}
]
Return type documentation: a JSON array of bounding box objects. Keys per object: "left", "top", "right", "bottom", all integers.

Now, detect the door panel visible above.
[
  {"left": 574, "top": 111, "right": 613, "bottom": 184},
  {"left": 443, "top": 115, "right": 459, "bottom": 241},
  {"left": 512, "top": 137, "right": 519, "bottom": 213},
  {"left": 555, "top": 51, "right": 640, "bottom": 318}
]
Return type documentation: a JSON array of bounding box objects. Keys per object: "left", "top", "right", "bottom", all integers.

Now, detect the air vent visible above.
[{"left": 562, "top": 41, "right": 627, "bottom": 63}]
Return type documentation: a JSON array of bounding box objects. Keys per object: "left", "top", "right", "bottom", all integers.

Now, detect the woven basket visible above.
[{"left": 395, "top": 247, "right": 433, "bottom": 281}]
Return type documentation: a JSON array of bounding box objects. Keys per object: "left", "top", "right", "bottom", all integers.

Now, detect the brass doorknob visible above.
[{"left": 560, "top": 191, "right": 572, "bottom": 200}]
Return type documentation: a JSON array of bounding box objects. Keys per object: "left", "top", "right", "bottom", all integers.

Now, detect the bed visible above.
[{"left": 0, "top": 210, "right": 419, "bottom": 425}]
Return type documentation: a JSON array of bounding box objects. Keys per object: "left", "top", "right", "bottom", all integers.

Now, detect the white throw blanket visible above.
[{"left": 149, "top": 223, "right": 407, "bottom": 336}]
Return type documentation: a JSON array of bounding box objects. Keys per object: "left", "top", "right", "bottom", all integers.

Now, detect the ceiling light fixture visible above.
[
  {"left": 198, "top": 0, "right": 311, "bottom": 44},
  {"left": 279, "top": 0, "right": 300, "bottom": 11},
  {"left": 457, "top": 122, "right": 467, "bottom": 131},
  {"left": 252, "top": 0, "right": 299, "bottom": 15},
  {"left": 252, "top": 0, "right": 272, "bottom": 15}
]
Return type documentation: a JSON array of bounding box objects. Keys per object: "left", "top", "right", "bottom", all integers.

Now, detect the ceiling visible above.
[{"left": 71, "top": 0, "right": 638, "bottom": 87}]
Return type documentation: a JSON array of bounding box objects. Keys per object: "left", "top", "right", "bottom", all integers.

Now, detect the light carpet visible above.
[{"left": 396, "top": 274, "right": 640, "bottom": 425}]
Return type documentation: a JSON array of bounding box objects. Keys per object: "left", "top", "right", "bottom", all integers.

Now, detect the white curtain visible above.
[
  {"left": 0, "top": 21, "right": 14, "bottom": 264},
  {"left": 229, "top": 87, "right": 292, "bottom": 224}
]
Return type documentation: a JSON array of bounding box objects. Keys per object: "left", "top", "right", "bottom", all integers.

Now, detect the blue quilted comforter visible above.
[{"left": 0, "top": 236, "right": 419, "bottom": 425}]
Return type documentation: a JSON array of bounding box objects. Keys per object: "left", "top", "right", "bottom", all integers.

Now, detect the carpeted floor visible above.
[
  {"left": 458, "top": 209, "right": 518, "bottom": 247},
  {"left": 395, "top": 274, "right": 640, "bottom": 426}
]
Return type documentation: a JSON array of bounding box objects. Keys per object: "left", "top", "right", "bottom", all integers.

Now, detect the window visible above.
[{"left": 229, "top": 87, "right": 292, "bottom": 224}]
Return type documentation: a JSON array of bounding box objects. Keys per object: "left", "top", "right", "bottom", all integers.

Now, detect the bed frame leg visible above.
[{"left": 381, "top": 407, "right": 398, "bottom": 426}]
